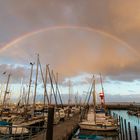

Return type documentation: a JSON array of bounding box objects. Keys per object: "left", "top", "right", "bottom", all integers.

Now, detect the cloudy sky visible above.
[{"left": 0, "top": 0, "right": 140, "bottom": 102}]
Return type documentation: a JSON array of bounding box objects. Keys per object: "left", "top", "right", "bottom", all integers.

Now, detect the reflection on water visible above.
[
  {"left": 73, "top": 132, "right": 104, "bottom": 140},
  {"left": 72, "top": 110, "right": 140, "bottom": 140},
  {"left": 72, "top": 131, "right": 118, "bottom": 140},
  {"left": 111, "top": 110, "right": 140, "bottom": 139},
  {"left": 111, "top": 110, "right": 140, "bottom": 128},
  {"left": 72, "top": 129, "right": 119, "bottom": 140}
]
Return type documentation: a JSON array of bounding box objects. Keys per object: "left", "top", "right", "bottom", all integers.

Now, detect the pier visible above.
[
  {"left": 32, "top": 114, "right": 80, "bottom": 140},
  {"left": 106, "top": 103, "right": 140, "bottom": 110},
  {"left": 112, "top": 111, "right": 140, "bottom": 140},
  {"left": 0, "top": 104, "right": 139, "bottom": 140}
]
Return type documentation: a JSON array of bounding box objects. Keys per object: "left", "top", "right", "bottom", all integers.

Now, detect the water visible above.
[
  {"left": 72, "top": 132, "right": 118, "bottom": 140},
  {"left": 111, "top": 110, "right": 140, "bottom": 139},
  {"left": 73, "top": 131, "right": 118, "bottom": 140},
  {"left": 111, "top": 110, "right": 140, "bottom": 129},
  {"left": 72, "top": 110, "right": 140, "bottom": 140}
]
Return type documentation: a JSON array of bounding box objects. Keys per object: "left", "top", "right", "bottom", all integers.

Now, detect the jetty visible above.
[{"left": 32, "top": 113, "right": 80, "bottom": 140}]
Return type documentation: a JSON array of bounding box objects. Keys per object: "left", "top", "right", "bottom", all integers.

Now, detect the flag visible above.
[{"left": 3, "top": 71, "right": 6, "bottom": 75}]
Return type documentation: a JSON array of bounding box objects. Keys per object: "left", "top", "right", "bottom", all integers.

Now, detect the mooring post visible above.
[
  {"left": 128, "top": 122, "right": 132, "bottom": 140},
  {"left": 9, "top": 123, "right": 12, "bottom": 138},
  {"left": 121, "top": 117, "right": 125, "bottom": 140},
  {"left": 119, "top": 116, "right": 122, "bottom": 140},
  {"left": 108, "top": 109, "right": 111, "bottom": 115},
  {"left": 119, "top": 115, "right": 121, "bottom": 122},
  {"left": 115, "top": 113, "right": 117, "bottom": 119},
  {"left": 135, "top": 126, "right": 138, "bottom": 140},
  {"left": 113, "top": 112, "right": 115, "bottom": 117},
  {"left": 46, "top": 105, "right": 54, "bottom": 140},
  {"left": 124, "top": 119, "right": 128, "bottom": 140}
]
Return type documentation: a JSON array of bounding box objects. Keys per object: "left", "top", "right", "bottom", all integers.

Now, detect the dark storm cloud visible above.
[
  {"left": 0, "top": 64, "right": 29, "bottom": 83},
  {"left": 0, "top": 0, "right": 140, "bottom": 48},
  {"left": 0, "top": 27, "right": 139, "bottom": 82},
  {"left": 0, "top": 0, "right": 140, "bottom": 82}
]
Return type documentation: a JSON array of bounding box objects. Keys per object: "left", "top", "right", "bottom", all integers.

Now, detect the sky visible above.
[{"left": 0, "top": 0, "right": 140, "bottom": 102}]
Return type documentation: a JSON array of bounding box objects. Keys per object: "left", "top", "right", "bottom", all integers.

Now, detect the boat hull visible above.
[{"left": 79, "top": 123, "right": 118, "bottom": 131}]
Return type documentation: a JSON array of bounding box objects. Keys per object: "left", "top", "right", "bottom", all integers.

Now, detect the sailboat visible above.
[
  {"left": 79, "top": 75, "right": 119, "bottom": 135},
  {"left": 0, "top": 74, "right": 29, "bottom": 136}
]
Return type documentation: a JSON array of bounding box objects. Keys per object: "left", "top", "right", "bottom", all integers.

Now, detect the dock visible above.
[{"left": 32, "top": 114, "right": 80, "bottom": 140}]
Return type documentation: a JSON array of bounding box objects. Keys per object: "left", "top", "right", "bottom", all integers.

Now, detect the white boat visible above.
[
  {"left": 59, "top": 109, "right": 65, "bottom": 121},
  {"left": 44, "top": 109, "right": 60, "bottom": 124},
  {"left": 71, "top": 107, "right": 80, "bottom": 114},
  {"left": 54, "top": 111, "right": 60, "bottom": 124},
  {"left": 0, "top": 126, "right": 29, "bottom": 135},
  {"left": 79, "top": 75, "right": 119, "bottom": 133},
  {"left": 79, "top": 109, "right": 118, "bottom": 131},
  {"left": 0, "top": 120, "right": 29, "bottom": 135}
]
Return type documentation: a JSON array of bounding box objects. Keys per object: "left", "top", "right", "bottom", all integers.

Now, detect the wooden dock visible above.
[{"left": 32, "top": 114, "right": 80, "bottom": 140}]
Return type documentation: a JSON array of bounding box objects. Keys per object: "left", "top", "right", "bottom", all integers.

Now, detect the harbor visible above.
[
  {"left": 0, "top": 1, "right": 140, "bottom": 140},
  {"left": 0, "top": 56, "right": 139, "bottom": 140},
  {"left": 0, "top": 104, "right": 139, "bottom": 139},
  {"left": 0, "top": 55, "right": 139, "bottom": 140}
]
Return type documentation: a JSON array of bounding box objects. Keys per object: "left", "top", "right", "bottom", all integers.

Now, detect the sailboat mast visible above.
[
  {"left": 47, "top": 65, "right": 58, "bottom": 106},
  {"left": 100, "top": 73, "right": 104, "bottom": 93},
  {"left": 52, "top": 72, "right": 63, "bottom": 108},
  {"left": 86, "top": 75, "right": 94, "bottom": 105},
  {"left": 27, "top": 62, "right": 34, "bottom": 107},
  {"left": 0, "top": 84, "right": 3, "bottom": 104},
  {"left": 43, "top": 65, "right": 48, "bottom": 106},
  {"left": 51, "top": 70, "right": 58, "bottom": 106},
  {"left": 38, "top": 60, "right": 49, "bottom": 105},
  {"left": 2, "top": 74, "right": 11, "bottom": 109},
  {"left": 33, "top": 54, "right": 39, "bottom": 115},
  {"left": 93, "top": 77, "right": 96, "bottom": 123},
  {"left": 100, "top": 73, "right": 106, "bottom": 108},
  {"left": 22, "top": 86, "right": 26, "bottom": 105},
  {"left": 68, "top": 80, "right": 71, "bottom": 105},
  {"left": 55, "top": 72, "right": 58, "bottom": 102},
  {"left": 50, "top": 91, "right": 52, "bottom": 104}
]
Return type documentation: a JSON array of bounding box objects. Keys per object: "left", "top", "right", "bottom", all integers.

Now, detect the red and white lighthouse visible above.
[{"left": 99, "top": 92, "right": 105, "bottom": 107}]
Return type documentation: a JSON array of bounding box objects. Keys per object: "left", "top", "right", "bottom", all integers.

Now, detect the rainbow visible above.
[{"left": 0, "top": 25, "right": 139, "bottom": 57}]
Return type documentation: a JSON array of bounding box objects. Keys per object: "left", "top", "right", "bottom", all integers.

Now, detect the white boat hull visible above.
[
  {"left": 0, "top": 127, "right": 29, "bottom": 135},
  {"left": 79, "top": 123, "right": 118, "bottom": 131}
]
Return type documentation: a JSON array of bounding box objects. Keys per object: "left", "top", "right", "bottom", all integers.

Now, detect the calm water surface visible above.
[
  {"left": 111, "top": 110, "right": 140, "bottom": 139},
  {"left": 73, "top": 110, "right": 140, "bottom": 140}
]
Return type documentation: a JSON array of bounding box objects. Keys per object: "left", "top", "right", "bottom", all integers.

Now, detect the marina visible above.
[
  {"left": 0, "top": 104, "right": 139, "bottom": 139},
  {"left": 0, "top": 55, "right": 138, "bottom": 140},
  {"left": 0, "top": 1, "right": 140, "bottom": 140},
  {"left": 0, "top": 57, "right": 139, "bottom": 140}
]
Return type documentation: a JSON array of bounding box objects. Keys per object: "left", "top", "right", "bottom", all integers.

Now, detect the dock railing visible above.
[
  {"left": 0, "top": 125, "right": 47, "bottom": 140},
  {"left": 112, "top": 112, "right": 139, "bottom": 140}
]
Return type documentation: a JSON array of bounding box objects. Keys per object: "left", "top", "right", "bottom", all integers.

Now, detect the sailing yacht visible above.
[
  {"left": 79, "top": 75, "right": 119, "bottom": 134},
  {"left": 79, "top": 108, "right": 118, "bottom": 131}
]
